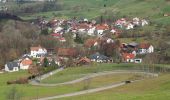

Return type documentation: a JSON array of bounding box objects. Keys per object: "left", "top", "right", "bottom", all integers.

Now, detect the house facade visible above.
[
  {"left": 5, "top": 62, "right": 19, "bottom": 72},
  {"left": 137, "top": 43, "right": 154, "bottom": 54},
  {"left": 122, "top": 53, "right": 142, "bottom": 63},
  {"left": 20, "top": 57, "right": 33, "bottom": 70},
  {"left": 30, "top": 46, "right": 47, "bottom": 58},
  {"left": 90, "top": 53, "right": 109, "bottom": 63}
]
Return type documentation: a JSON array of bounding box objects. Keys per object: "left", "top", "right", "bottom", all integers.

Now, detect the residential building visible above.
[
  {"left": 5, "top": 61, "right": 19, "bottom": 72},
  {"left": 30, "top": 45, "right": 47, "bottom": 58}
]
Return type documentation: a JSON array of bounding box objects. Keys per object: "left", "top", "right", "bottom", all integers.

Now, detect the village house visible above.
[
  {"left": 30, "top": 46, "right": 47, "bottom": 58},
  {"left": 122, "top": 53, "right": 142, "bottom": 63},
  {"left": 53, "top": 26, "right": 63, "bottom": 34},
  {"left": 122, "top": 53, "right": 135, "bottom": 63},
  {"left": 56, "top": 48, "right": 78, "bottom": 59},
  {"left": 76, "top": 57, "right": 91, "bottom": 65},
  {"left": 115, "top": 18, "right": 127, "bottom": 28},
  {"left": 77, "top": 23, "right": 90, "bottom": 33},
  {"left": 84, "top": 38, "right": 99, "bottom": 49},
  {"left": 95, "top": 24, "right": 109, "bottom": 36},
  {"left": 141, "top": 19, "right": 149, "bottom": 26},
  {"left": 87, "top": 26, "right": 96, "bottom": 36},
  {"left": 90, "top": 53, "right": 109, "bottom": 63},
  {"left": 125, "top": 23, "right": 134, "bottom": 30},
  {"left": 137, "top": 43, "right": 154, "bottom": 54},
  {"left": 132, "top": 17, "right": 140, "bottom": 26},
  {"left": 20, "top": 56, "right": 33, "bottom": 70},
  {"left": 5, "top": 61, "right": 19, "bottom": 72}
]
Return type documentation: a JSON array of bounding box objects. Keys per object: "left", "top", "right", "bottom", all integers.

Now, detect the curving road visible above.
[
  {"left": 30, "top": 69, "right": 158, "bottom": 100},
  {"left": 37, "top": 82, "right": 127, "bottom": 100},
  {"left": 30, "top": 70, "right": 158, "bottom": 87}
]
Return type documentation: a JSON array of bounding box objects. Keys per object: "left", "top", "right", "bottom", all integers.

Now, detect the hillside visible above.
[{"left": 14, "top": 0, "right": 170, "bottom": 25}]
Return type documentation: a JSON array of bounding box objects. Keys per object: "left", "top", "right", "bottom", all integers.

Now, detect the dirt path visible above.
[
  {"left": 30, "top": 70, "right": 158, "bottom": 87},
  {"left": 30, "top": 70, "right": 158, "bottom": 100}
]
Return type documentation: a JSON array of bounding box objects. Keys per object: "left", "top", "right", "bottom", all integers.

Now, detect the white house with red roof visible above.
[
  {"left": 125, "top": 23, "right": 134, "bottom": 30},
  {"left": 115, "top": 18, "right": 127, "bottom": 28},
  {"left": 137, "top": 43, "right": 154, "bottom": 54},
  {"left": 96, "top": 24, "right": 109, "bottom": 36},
  {"left": 122, "top": 53, "right": 142, "bottom": 63},
  {"left": 122, "top": 53, "right": 135, "bottom": 63},
  {"left": 30, "top": 45, "right": 47, "bottom": 58},
  {"left": 20, "top": 56, "right": 33, "bottom": 70}
]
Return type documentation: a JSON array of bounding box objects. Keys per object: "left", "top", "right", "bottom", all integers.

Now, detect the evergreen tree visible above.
[{"left": 43, "top": 57, "right": 49, "bottom": 67}]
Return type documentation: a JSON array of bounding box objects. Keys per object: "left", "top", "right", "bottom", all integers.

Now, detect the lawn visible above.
[
  {"left": 41, "top": 63, "right": 139, "bottom": 84},
  {"left": 0, "top": 63, "right": 140, "bottom": 100},
  {"left": 0, "top": 63, "right": 169, "bottom": 100},
  {"left": 56, "top": 73, "right": 170, "bottom": 100},
  {"left": 17, "top": 0, "right": 170, "bottom": 25}
]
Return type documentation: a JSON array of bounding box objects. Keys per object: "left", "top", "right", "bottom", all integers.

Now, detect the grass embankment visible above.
[
  {"left": 56, "top": 73, "right": 170, "bottom": 100},
  {"left": 41, "top": 63, "right": 138, "bottom": 83}
]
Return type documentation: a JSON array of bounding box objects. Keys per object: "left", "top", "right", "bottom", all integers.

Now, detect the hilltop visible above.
[{"left": 8, "top": 0, "right": 169, "bottom": 25}]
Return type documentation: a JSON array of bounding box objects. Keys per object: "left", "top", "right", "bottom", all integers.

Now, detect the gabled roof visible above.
[
  {"left": 6, "top": 62, "right": 19, "bottom": 70},
  {"left": 20, "top": 58, "right": 32, "bottom": 66},
  {"left": 84, "top": 38, "right": 98, "bottom": 48},
  {"left": 128, "top": 42, "right": 139, "bottom": 48},
  {"left": 90, "top": 53, "right": 109, "bottom": 60},
  {"left": 30, "top": 45, "right": 46, "bottom": 51},
  {"left": 57, "top": 48, "right": 77, "bottom": 57},
  {"left": 77, "top": 57, "right": 91, "bottom": 64},
  {"left": 138, "top": 43, "right": 151, "bottom": 49},
  {"left": 77, "top": 23, "right": 90, "bottom": 29},
  {"left": 96, "top": 24, "right": 109, "bottom": 30},
  {"left": 122, "top": 53, "right": 135, "bottom": 60}
]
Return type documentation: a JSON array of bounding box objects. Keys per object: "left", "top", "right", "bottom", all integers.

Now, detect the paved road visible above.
[{"left": 30, "top": 70, "right": 158, "bottom": 86}]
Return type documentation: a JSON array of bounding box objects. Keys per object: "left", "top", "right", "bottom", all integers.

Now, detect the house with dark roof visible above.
[
  {"left": 5, "top": 62, "right": 19, "bottom": 72},
  {"left": 90, "top": 53, "right": 109, "bottom": 63}
]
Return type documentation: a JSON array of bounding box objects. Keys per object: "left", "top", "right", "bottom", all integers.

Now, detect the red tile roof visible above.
[
  {"left": 77, "top": 57, "right": 91, "bottom": 64},
  {"left": 139, "top": 43, "right": 151, "bottom": 49},
  {"left": 57, "top": 48, "right": 77, "bottom": 57},
  {"left": 84, "top": 38, "right": 98, "bottom": 48},
  {"left": 123, "top": 53, "right": 135, "bottom": 60},
  {"left": 96, "top": 24, "right": 109, "bottom": 30},
  {"left": 77, "top": 23, "right": 90, "bottom": 29},
  {"left": 21, "top": 58, "right": 33, "bottom": 66}
]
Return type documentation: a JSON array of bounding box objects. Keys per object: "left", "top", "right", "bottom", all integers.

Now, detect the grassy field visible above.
[
  {"left": 0, "top": 63, "right": 139, "bottom": 100},
  {"left": 17, "top": 0, "right": 170, "bottom": 25},
  {"left": 56, "top": 73, "right": 170, "bottom": 100},
  {"left": 0, "top": 63, "right": 169, "bottom": 100},
  {"left": 41, "top": 63, "right": 139, "bottom": 84}
]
